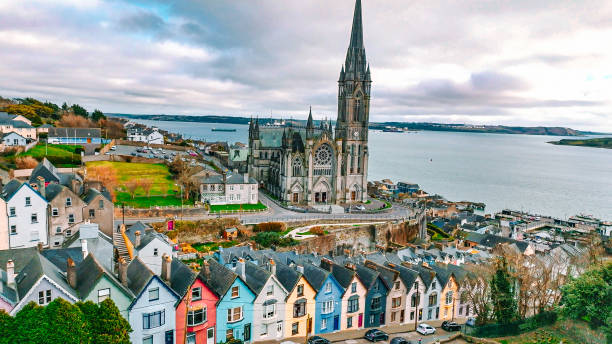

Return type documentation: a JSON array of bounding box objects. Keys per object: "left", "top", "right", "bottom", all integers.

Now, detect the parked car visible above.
[
  {"left": 364, "top": 329, "right": 389, "bottom": 342},
  {"left": 416, "top": 323, "right": 435, "bottom": 335},
  {"left": 441, "top": 321, "right": 461, "bottom": 332},
  {"left": 390, "top": 337, "right": 411, "bottom": 344},
  {"left": 307, "top": 336, "right": 330, "bottom": 344},
  {"left": 110, "top": 145, "right": 116, "bottom": 150},
  {"left": 465, "top": 317, "right": 476, "bottom": 327}
]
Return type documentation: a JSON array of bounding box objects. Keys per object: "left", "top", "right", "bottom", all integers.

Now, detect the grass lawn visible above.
[
  {"left": 192, "top": 241, "right": 238, "bottom": 252},
  {"left": 297, "top": 230, "right": 329, "bottom": 236},
  {"left": 209, "top": 202, "right": 267, "bottom": 213},
  {"left": 15, "top": 143, "right": 82, "bottom": 166},
  {"left": 115, "top": 193, "right": 194, "bottom": 208}
]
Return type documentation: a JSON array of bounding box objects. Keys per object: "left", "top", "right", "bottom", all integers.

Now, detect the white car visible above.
[{"left": 416, "top": 323, "right": 436, "bottom": 335}]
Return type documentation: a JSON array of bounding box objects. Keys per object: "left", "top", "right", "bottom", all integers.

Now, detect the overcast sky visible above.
[{"left": 1, "top": 0, "right": 612, "bottom": 131}]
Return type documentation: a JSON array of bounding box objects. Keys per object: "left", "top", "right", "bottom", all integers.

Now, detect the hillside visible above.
[{"left": 548, "top": 137, "right": 612, "bottom": 149}]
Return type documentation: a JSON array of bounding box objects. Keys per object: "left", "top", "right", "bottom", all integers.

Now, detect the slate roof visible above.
[
  {"left": 0, "top": 270, "right": 18, "bottom": 305},
  {"left": 270, "top": 259, "right": 302, "bottom": 293},
  {"left": 125, "top": 257, "right": 155, "bottom": 296},
  {"left": 124, "top": 224, "right": 168, "bottom": 251},
  {"left": 410, "top": 264, "right": 437, "bottom": 290},
  {"left": 168, "top": 259, "right": 197, "bottom": 298},
  {"left": 48, "top": 127, "right": 101, "bottom": 138},
  {"left": 41, "top": 247, "right": 83, "bottom": 272},
  {"left": 201, "top": 173, "right": 257, "bottom": 185},
  {"left": 217, "top": 245, "right": 255, "bottom": 264},
  {"left": 354, "top": 263, "right": 381, "bottom": 289},
  {"left": 29, "top": 158, "right": 61, "bottom": 184},
  {"left": 322, "top": 261, "right": 355, "bottom": 290},
  {"left": 1, "top": 132, "right": 26, "bottom": 140},
  {"left": 198, "top": 258, "right": 237, "bottom": 299},
  {"left": 0, "top": 247, "right": 38, "bottom": 273},
  {"left": 465, "top": 232, "right": 529, "bottom": 252},
  {"left": 299, "top": 261, "right": 332, "bottom": 292},
  {"left": 65, "top": 228, "right": 115, "bottom": 272},
  {"left": 387, "top": 263, "right": 419, "bottom": 289},
  {"left": 242, "top": 260, "right": 272, "bottom": 295},
  {"left": 15, "top": 253, "right": 76, "bottom": 300},
  {"left": 44, "top": 183, "right": 70, "bottom": 202},
  {"left": 0, "top": 180, "right": 26, "bottom": 201},
  {"left": 74, "top": 254, "right": 104, "bottom": 298},
  {"left": 81, "top": 187, "right": 111, "bottom": 203},
  {"left": 429, "top": 264, "right": 453, "bottom": 286},
  {"left": 363, "top": 261, "right": 396, "bottom": 290}
]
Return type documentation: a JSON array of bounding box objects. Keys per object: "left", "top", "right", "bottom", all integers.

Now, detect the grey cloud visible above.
[{"left": 117, "top": 10, "right": 166, "bottom": 34}]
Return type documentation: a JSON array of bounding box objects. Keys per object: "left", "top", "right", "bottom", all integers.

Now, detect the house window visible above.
[
  {"left": 153, "top": 248, "right": 159, "bottom": 256},
  {"left": 192, "top": 287, "right": 202, "bottom": 300},
  {"left": 260, "top": 324, "right": 267, "bottom": 336},
  {"left": 292, "top": 322, "right": 299, "bottom": 335},
  {"left": 142, "top": 310, "right": 165, "bottom": 329},
  {"left": 293, "top": 299, "right": 306, "bottom": 317},
  {"left": 56, "top": 227, "right": 62, "bottom": 233},
  {"left": 188, "top": 308, "right": 206, "bottom": 326},
  {"left": 143, "top": 336, "right": 153, "bottom": 344},
  {"left": 99, "top": 199, "right": 104, "bottom": 209},
  {"left": 66, "top": 197, "right": 72, "bottom": 207},
  {"left": 427, "top": 309, "right": 432, "bottom": 320},
  {"left": 89, "top": 209, "right": 95, "bottom": 217},
  {"left": 459, "top": 306, "right": 463, "bottom": 315},
  {"left": 347, "top": 296, "right": 359, "bottom": 313},
  {"left": 446, "top": 291, "right": 453, "bottom": 305},
  {"left": 52, "top": 208, "right": 59, "bottom": 216},
  {"left": 226, "top": 329, "right": 233, "bottom": 340},
  {"left": 394, "top": 281, "right": 400, "bottom": 290},
  {"left": 149, "top": 287, "right": 159, "bottom": 301},
  {"left": 411, "top": 294, "right": 420, "bottom": 307},
  {"left": 347, "top": 316, "right": 353, "bottom": 328},
  {"left": 321, "top": 318, "right": 327, "bottom": 330},
  {"left": 31, "top": 213, "right": 38, "bottom": 224},
  {"left": 186, "top": 333, "right": 196, "bottom": 344},
  {"left": 98, "top": 288, "right": 110, "bottom": 303},
  {"left": 391, "top": 311, "right": 397, "bottom": 322},
  {"left": 410, "top": 311, "right": 414, "bottom": 320},
  {"left": 322, "top": 300, "right": 334, "bottom": 314},
  {"left": 351, "top": 282, "right": 357, "bottom": 293},
  {"left": 66, "top": 229, "right": 72, "bottom": 236},
  {"left": 392, "top": 297, "right": 401, "bottom": 308},
  {"left": 25, "top": 197, "right": 31, "bottom": 206},
  {"left": 231, "top": 286, "right": 239, "bottom": 298},
  {"left": 267, "top": 285, "right": 274, "bottom": 295},
  {"left": 38, "top": 290, "right": 51, "bottom": 305},
  {"left": 68, "top": 214, "right": 74, "bottom": 223},
  {"left": 432, "top": 281, "right": 436, "bottom": 289},
  {"left": 10, "top": 225, "right": 16, "bottom": 235},
  {"left": 227, "top": 307, "right": 242, "bottom": 322},
  {"left": 263, "top": 303, "right": 276, "bottom": 318},
  {"left": 9, "top": 207, "right": 15, "bottom": 217},
  {"left": 325, "top": 282, "right": 331, "bottom": 293},
  {"left": 297, "top": 284, "right": 304, "bottom": 296},
  {"left": 429, "top": 293, "right": 437, "bottom": 306},
  {"left": 371, "top": 296, "right": 381, "bottom": 310}
]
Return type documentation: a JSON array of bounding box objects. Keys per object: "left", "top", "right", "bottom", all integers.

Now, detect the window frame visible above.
[{"left": 149, "top": 287, "right": 160, "bottom": 301}]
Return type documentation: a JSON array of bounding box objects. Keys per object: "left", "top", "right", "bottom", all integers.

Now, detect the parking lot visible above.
[{"left": 106, "top": 144, "right": 198, "bottom": 162}]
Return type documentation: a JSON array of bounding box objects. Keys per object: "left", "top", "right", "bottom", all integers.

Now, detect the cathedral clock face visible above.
[{"left": 352, "top": 128, "right": 359, "bottom": 139}]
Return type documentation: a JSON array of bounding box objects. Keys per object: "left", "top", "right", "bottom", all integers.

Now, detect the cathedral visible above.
[{"left": 248, "top": 0, "right": 371, "bottom": 206}]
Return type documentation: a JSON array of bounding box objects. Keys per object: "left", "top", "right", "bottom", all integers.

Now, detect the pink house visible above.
[{"left": 176, "top": 261, "right": 219, "bottom": 344}]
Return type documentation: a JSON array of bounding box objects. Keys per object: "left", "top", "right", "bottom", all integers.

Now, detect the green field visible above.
[
  {"left": 549, "top": 137, "right": 612, "bottom": 149},
  {"left": 192, "top": 241, "right": 238, "bottom": 252},
  {"left": 209, "top": 202, "right": 267, "bottom": 213},
  {"left": 16, "top": 143, "right": 82, "bottom": 167},
  {"left": 86, "top": 161, "right": 189, "bottom": 207}
]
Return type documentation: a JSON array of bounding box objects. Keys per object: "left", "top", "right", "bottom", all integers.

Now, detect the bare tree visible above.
[
  {"left": 124, "top": 180, "right": 140, "bottom": 199},
  {"left": 87, "top": 164, "right": 118, "bottom": 201},
  {"left": 140, "top": 178, "right": 153, "bottom": 197},
  {"left": 463, "top": 263, "right": 495, "bottom": 325}
]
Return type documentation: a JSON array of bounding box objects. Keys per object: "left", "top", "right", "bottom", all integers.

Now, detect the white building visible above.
[
  {"left": 121, "top": 222, "right": 175, "bottom": 275},
  {"left": 1, "top": 180, "right": 48, "bottom": 248},
  {"left": 199, "top": 172, "right": 259, "bottom": 205},
  {"left": 1, "top": 132, "right": 28, "bottom": 146},
  {"left": 0, "top": 112, "right": 37, "bottom": 141},
  {"left": 127, "top": 127, "right": 164, "bottom": 145}
]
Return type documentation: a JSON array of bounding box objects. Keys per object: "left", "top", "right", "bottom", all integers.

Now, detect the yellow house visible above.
[
  {"left": 432, "top": 264, "right": 459, "bottom": 321},
  {"left": 273, "top": 261, "right": 317, "bottom": 338}
]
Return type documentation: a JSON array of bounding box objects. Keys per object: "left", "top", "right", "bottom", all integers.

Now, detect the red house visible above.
[{"left": 172, "top": 260, "right": 219, "bottom": 344}]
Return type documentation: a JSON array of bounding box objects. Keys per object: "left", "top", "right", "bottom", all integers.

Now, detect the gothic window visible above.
[
  {"left": 292, "top": 158, "right": 302, "bottom": 176},
  {"left": 313, "top": 144, "right": 333, "bottom": 176}
]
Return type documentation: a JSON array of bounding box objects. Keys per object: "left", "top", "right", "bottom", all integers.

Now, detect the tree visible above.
[
  {"left": 124, "top": 179, "right": 141, "bottom": 199},
  {"left": 71, "top": 104, "right": 89, "bottom": 118},
  {"left": 560, "top": 262, "right": 612, "bottom": 331},
  {"left": 78, "top": 300, "right": 132, "bottom": 344},
  {"left": 87, "top": 164, "right": 118, "bottom": 201},
  {"left": 490, "top": 257, "right": 517, "bottom": 324},
  {"left": 12, "top": 302, "right": 47, "bottom": 343},
  {"left": 62, "top": 102, "right": 69, "bottom": 111},
  {"left": 99, "top": 118, "right": 125, "bottom": 139},
  {"left": 43, "top": 298, "right": 87, "bottom": 344},
  {"left": 57, "top": 113, "right": 94, "bottom": 128},
  {"left": 0, "top": 311, "right": 14, "bottom": 344},
  {"left": 15, "top": 156, "right": 39, "bottom": 169},
  {"left": 463, "top": 263, "right": 495, "bottom": 325},
  {"left": 140, "top": 178, "right": 153, "bottom": 197},
  {"left": 91, "top": 109, "right": 106, "bottom": 122}
]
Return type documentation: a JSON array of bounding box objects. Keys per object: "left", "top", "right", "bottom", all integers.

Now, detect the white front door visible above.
[
  {"left": 207, "top": 327, "right": 215, "bottom": 344},
  {"left": 276, "top": 321, "right": 283, "bottom": 337}
]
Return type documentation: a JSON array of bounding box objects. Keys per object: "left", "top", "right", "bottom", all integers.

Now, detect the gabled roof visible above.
[
  {"left": 29, "top": 158, "right": 61, "bottom": 184},
  {"left": 41, "top": 247, "right": 83, "bottom": 273},
  {"left": 387, "top": 263, "right": 419, "bottom": 289},
  {"left": 299, "top": 261, "right": 334, "bottom": 293},
  {"left": 125, "top": 257, "right": 155, "bottom": 296},
  {"left": 0, "top": 247, "right": 38, "bottom": 273},
  {"left": 1, "top": 132, "right": 26, "bottom": 139},
  {"left": 0, "top": 180, "right": 46, "bottom": 203},
  {"left": 465, "top": 232, "right": 529, "bottom": 252},
  {"left": 74, "top": 253, "right": 129, "bottom": 299},
  {"left": 321, "top": 261, "right": 355, "bottom": 290},
  {"left": 48, "top": 127, "right": 101, "bottom": 138},
  {"left": 271, "top": 259, "right": 302, "bottom": 293},
  {"left": 363, "top": 261, "right": 396, "bottom": 290},
  {"left": 81, "top": 187, "right": 111, "bottom": 203},
  {"left": 410, "top": 264, "right": 438, "bottom": 289},
  {"left": 198, "top": 258, "right": 237, "bottom": 300},
  {"left": 242, "top": 260, "right": 272, "bottom": 296},
  {"left": 168, "top": 259, "right": 197, "bottom": 299},
  {"left": 15, "top": 253, "right": 77, "bottom": 301}
]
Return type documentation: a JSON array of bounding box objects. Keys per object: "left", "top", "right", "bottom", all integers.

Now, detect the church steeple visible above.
[
  {"left": 349, "top": 0, "right": 364, "bottom": 50},
  {"left": 343, "top": 0, "right": 367, "bottom": 82},
  {"left": 306, "top": 106, "right": 314, "bottom": 139}
]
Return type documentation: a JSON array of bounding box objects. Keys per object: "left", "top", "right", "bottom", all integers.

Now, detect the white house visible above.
[
  {"left": 0, "top": 112, "right": 37, "bottom": 141},
  {"left": 199, "top": 172, "right": 258, "bottom": 205},
  {"left": 127, "top": 127, "right": 164, "bottom": 145},
  {"left": 2, "top": 132, "right": 28, "bottom": 146},
  {"left": 123, "top": 222, "right": 174, "bottom": 275},
  {"left": 1, "top": 179, "right": 48, "bottom": 248}
]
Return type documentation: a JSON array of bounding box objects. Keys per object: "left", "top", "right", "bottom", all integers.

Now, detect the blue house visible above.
[
  {"left": 299, "top": 262, "right": 344, "bottom": 334},
  {"left": 200, "top": 258, "right": 256, "bottom": 343},
  {"left": 355, "top": 264, "right": 389, "bottom": 328},
  {"left": 48, "top": 127, "right": 102, "bottom": 145}
]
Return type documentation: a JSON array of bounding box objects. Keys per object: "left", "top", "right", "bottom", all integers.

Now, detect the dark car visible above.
[
  {"left": 364, "top": 329, "right": 389, "bottom": 342},
  {"left": 390, "top": 337, "right": 412, "bottom": 344},
  {"left": 441, "top": 321, "right": 462, "bottom": 332},
  {"left": 307, "top": 336, "right": 331, "bottom": 344}
]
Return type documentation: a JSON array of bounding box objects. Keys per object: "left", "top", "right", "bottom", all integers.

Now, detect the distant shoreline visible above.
[
  {"left": 548, "top": 137, "right": 612, "bottom": 149},
  {"left": 108, "top": 113, "right": 604, "bottom": 137}
]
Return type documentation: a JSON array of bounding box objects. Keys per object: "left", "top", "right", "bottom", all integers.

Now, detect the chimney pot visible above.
[
  {"left": 37, "top": 242, "right": 43, "bottom": 252},
  {"left": 6, "top": 260, "right": 15, "bottom": 285},
  {"left": 296, "top": 265, "right": 304, "bottom": 274},
  {"left": 269, "top": 259, "right": 276, "bottom": 275},
  {"left": 36, "top": 176, "right": 46, "bottom": 198},
  {"left": 236, "top": 258, "right": 246, "bottom": 281},
  {"left": 202, "top": 260, "right": 210, "bottom": 277},
  {"left": 161, "top": 254, "right": 172, "bottom": 282},
  {"left": 134, "top": 230, "right": 141, "bottom": 248},
  {"left": 67, "top": 258, "right": 77, "bottom": 289}
]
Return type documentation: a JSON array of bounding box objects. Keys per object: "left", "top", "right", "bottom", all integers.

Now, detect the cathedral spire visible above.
[
  {"left": 349, "top": 0, "right": 364, "bottom": 50},
  {"left": 343, "top": 0, "right": 367, "bottom": 81},
  {"left": 306, "top": 106, "right": 314, "bottom": 129}
]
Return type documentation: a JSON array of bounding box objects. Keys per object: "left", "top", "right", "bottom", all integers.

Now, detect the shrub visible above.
[
  {"left": 15, "top": 156, "right": 39, "bottom": 169},
  {"left": 253, "top": 232, "right": 297, "bottom": 248},
  {"left": 253, "top": 222, "right": 285, "bottom": 233},
  {"left": 310, "top": 226, "right": 325, "bottom": 236}
]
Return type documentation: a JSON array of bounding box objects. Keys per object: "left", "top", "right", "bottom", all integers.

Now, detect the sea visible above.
[{"left": 132, "top": 119, "right": 612, "bottom": 220}]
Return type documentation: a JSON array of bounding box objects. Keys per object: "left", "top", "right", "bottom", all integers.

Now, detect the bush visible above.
[
  {"left": 15, "top": 156, "right": 39, "bottom": 169},
  {"left": 253, "top": 232, "right": 297, "bottom": 248},
  {"left": 310, "top": 226, "right": 325, "bottom": 236},
  {"left": 253, "top": 222, "right": 285, "bottom": 233}
]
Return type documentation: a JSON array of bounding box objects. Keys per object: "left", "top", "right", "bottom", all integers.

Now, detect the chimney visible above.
[
  {"left": 222, "top": 173, "right": 227, "bottom": 183},
  {"left": 67, "top": 258, "right": 77, "bottom": 289},
  {"left": 37, "top": 176, "right": 45, "bottom": 198},
  {"left": 247, "top": 242, "right": 253, "bottom": 251},
  {"left": 345, "top": 262, "right": 356, "bottom": 271},
  {"left": 202, "top": 260, "right": 210, "bottom": 277},
  {"left": 6, "top": 260, "right": 15, "bottom": 285},
  {"left": 37, "top": 242, "right": 43, "bottom": 252},
  {"left": 134, "top": 230, "right": 141, "bottom": 248},
  {"left": 118, "top": 257, "right": 128, "bottom": 287},
  {"left": 296, "top": 265, "right": 304, "bottom": 274},
  {"left": 81, "top": 239, "right": 88, "bottom": 259},
  {"left": 161, "top": 254, "right": 172, "bottom": 282},
  {"left": 236, "top": 258, "right": 246, "bottom": 281},
  {"left": 70, "top": 179, "right": 80, "bottom": 195},
  {"left": 320, "top": 258, "right": 333, "bottom": 272},
  {"left": 269, "top": 259, "right": 276, "bottom": 275},
  {"left": 244, "top": 173, "right": 248, "bottom": 183}
]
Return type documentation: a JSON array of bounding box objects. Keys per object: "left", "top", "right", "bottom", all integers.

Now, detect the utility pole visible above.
[
  {"left": 414, "top": 282, "right": 419, "bottom": 332},
  {"left": 122, "top": 203, "right": 125, "bottom": 225},
  {"left": 183, "top": 285, "right": 192, "bottom": 344}
]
